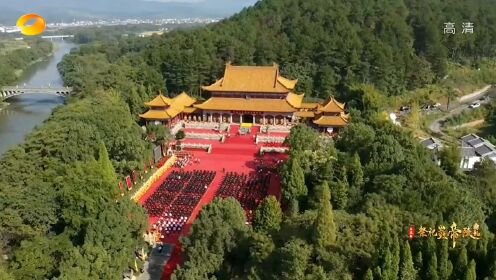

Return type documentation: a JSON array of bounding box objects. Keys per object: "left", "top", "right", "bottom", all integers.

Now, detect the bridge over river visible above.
[{"left": 1, "top": 86, "right": 73, "bottom": 99}]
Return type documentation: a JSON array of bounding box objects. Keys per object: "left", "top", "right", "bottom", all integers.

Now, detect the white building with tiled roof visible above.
[{"left": 459, "top": 134, "right": 496, "bottom": 170}]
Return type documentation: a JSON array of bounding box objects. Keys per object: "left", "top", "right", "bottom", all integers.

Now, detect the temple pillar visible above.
[
  {"left": 240, "top": 115, "right": 243, "bottom": 123},
  {"left": 263, "top": 115, "right": 266, "bottom": 124},
  {"left": 252, "top": 115, "right": 255, "bottom": 124},
  {"left": 230, "top": 114, "right": 233, "bottom": 123}
]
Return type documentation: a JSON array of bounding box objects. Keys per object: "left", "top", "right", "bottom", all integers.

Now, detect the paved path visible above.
[
  {"left": 137, "top": 245, "right": 173, "bottom": 280},
  {"left": 428, "top": 85, "right": 493, "bottom": 137}
]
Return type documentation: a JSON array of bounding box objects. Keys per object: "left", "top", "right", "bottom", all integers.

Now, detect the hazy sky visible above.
[
  {"left": 143, "top": 0, "right": 210, "bottom": 2},
  {"left": 0, "top": 0, "right": 258, "bottom": 23}
]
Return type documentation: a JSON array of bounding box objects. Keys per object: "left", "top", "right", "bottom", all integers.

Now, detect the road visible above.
[{"left": 428, "top": 85, "right": 493, "bottom": 136}]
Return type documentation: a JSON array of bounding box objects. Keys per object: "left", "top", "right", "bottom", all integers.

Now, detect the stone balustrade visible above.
[
  {"left": 255, "top": 135, "right": 286, "bottom": 144},
  {"left": 180, "top": 142, "right": 212, "bottom": 153},
  {"left": 259, "top": 146, "right": 289, "bottom": 154},
  {"left": 185, "top": 132, "right": 224, "bottom": 141}
]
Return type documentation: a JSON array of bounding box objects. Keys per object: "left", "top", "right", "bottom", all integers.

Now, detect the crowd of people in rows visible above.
[
  {"left": 215, "top": 171, "right": 271, "bottom": 222},
  {"left": 254, "top": 156, "right": 284, "bottom": 173},
  {"left": 143, "top": 170, "right": 216, "bottom": 237}
]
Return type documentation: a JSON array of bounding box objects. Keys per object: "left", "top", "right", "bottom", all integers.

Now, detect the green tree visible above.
[
  {"left": 405, "top": 102, "right": 421, "bottom": 130},
  {"left": 281, "top": 157, "right": 307, "bottom": 213},
  {"left": 348, "top": 153, "right": 364, "bottom": 190},
  {"left": 305, "top": 265, "right": 327, "bottom": 280},
  {"left": 0, "top": 265, "right": 14, "bottom": 280},
  {"left": 438, "top": 240, "right": 452, "bottom": 280},
  {"left": 97, "top": 141, "right": 117, "bottom": 186},
  {"left": 309, "top": 181, "right": 331, "bottom": 210},
  {"left": 277, "top": 239, "right": 312, "bottom": 280},
  {"left": 312, "top": 182, "right": 336, "bottom": 248},
  {"left": 363, "top": 268, "right": 374, "bottom": 280},
  {"left": 399, "top": 241, "right": 416, "bottom": 280},
  {"left": 329, "top": 180, "right": 348, "bottom": 210},
  {"left": 173, "top": 198, "right": 247, "bottom": 279},
  {"left": 455, "top": 248, "right": 469, "bottom": 279},
  {"left": 463, "top": 259, "right": 476, "bottom": 280},
  {"left": 439, "top": 145, "right": 460, "bottom": 177},
  {"left": 426, "top": 252, "right": 439, "bottom": 280},
  {"left": 175, "top": 130, "right": 186, "bottom": 140},
  {"left": 350, "top": 84, "right": 385, "bottom": 113},
  {"left": 414, "top": 251, "right": 423, "bottom": 275},
  {"left": 253, "top": 196, "right": 283, "bottom": 234}
]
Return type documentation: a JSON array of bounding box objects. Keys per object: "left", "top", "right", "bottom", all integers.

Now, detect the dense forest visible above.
[
  {"left": 0, "top": 39, "right": 52, "bottom": 88},
  {"left": 2, "top": 0, "right": 496, "bottom": 279},
  {"left": 58, "top": 0, "right": 496, "bottom": 101},
  {"left": 0, "top": 92, "right": 151, "bottom": 279},
  {"left": 172, "top": 118, "right": 496, "bottom": 279}
]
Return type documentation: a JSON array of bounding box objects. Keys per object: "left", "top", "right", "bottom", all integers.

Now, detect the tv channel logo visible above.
[{"left": 16, "top": 14, "right": 46, "bottom": 36}]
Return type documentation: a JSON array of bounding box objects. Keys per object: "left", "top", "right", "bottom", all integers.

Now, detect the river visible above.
[{"left": 0, "top": 41, "right": 76, "bottom": 156}]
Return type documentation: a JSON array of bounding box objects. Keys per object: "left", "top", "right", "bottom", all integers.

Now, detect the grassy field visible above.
[{"left": 0, "top": 39, "right": 29, "bottom": 55}]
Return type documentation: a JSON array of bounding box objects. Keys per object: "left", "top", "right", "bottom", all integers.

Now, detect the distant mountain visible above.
[{"left": 0, "top": 0, "right": 257, "bottom": 24}]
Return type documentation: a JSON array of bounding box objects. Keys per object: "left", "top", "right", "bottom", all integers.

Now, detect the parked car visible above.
[{"left": 469, "top": 102, "right": 481, "bottom": 108}]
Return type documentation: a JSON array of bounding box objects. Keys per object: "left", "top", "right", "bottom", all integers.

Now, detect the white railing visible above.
[
  {"left": 259, "top": 146, "right": 289, "bottom": 154},
  {"left": 255, "top": 135, "right": 286, "bottom": 144},
  {"left": 180, "top": 142, "right": 212, "bottom": 153},
  {"left": 185, "top": 132, "right": 224, "bottom": 141},
  {"left": 184, "top": 121, "right": 219, "bottom": 130},
  {"left": 267, "top": 125, "right": 292, "bottom": 133}
]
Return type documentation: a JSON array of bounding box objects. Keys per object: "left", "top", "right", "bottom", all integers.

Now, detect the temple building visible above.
[
  {"left": 139, "top": 92, "right": 197, "bottom": 127},
  {"left": 140, "top": 63, "right": 349, "bottom": 133}
]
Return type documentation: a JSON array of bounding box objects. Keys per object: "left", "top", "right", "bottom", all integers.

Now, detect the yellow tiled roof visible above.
[
  {"left": 194, "top": 97, "right": 299, "bottom": 112},
  {"left": 317, "top": 97, "right": 345, "bottom": 113},
  {"left": 165, "top": 106, "right": 182, "bottom": 118},
  {"left": 277, "top": 76, "right": 297, "bottom": 90},
  {"left": 300, "top": 102, "right": 319, "bottom": 109},
  {"left": 295, "top": 111, "right": 315, "bottom": 118},
  {"left": 312, "top": 114, "right": 349, "bottom": 127},
  {"left": 285, "top": 92, "right": 304, "bottom": 108},
  {"left": 139, "top": 110, "right": 172, "bottom": 120},
  {"left": 201, "top": 63, "right": 297, "bottom": 93},
  {"left": 144, "top": 94, "right": 173, "bottom": 107},
  {"left": 173, "top": 92, "right": 196, "bottom": 107},
  {"left": 141, "top": 92, "right": 197, "bottom": 120},
  {"left": 182, "top": 107, "right": 197, "bottom": 113}
]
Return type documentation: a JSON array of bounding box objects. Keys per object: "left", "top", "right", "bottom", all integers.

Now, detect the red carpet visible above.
[{"left": 137, "top": 124, "right": 286, "bottom": 280}]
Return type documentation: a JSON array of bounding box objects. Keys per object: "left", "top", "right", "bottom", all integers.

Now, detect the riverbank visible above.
[
  {"left": 0, "top": 41, "right": 75, "bottom": 156},
  {"left": 13, "top": 42, "right": 57, "bottom": 80},
  {"left": 0, "top": 39, "right": 53, "bottom": 88}
]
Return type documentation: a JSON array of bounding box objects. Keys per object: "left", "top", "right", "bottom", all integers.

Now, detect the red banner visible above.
[
  {"left": 125, "top": 176, "right": 132, "bottom": 190},
  {"left": 132, "top": 170, "right": 137, "bottom": 184}
]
